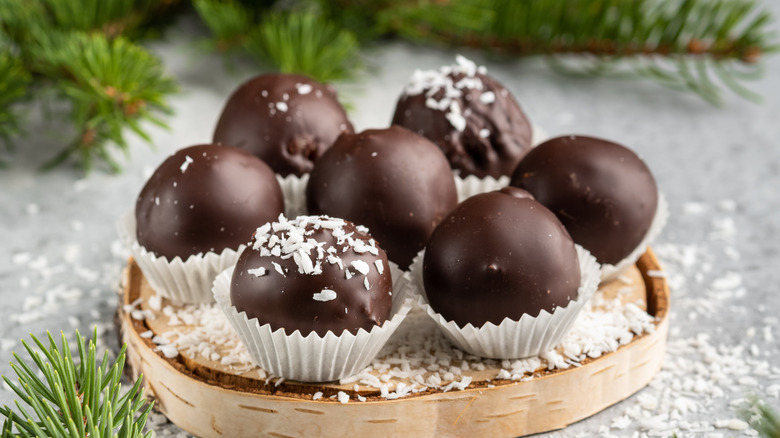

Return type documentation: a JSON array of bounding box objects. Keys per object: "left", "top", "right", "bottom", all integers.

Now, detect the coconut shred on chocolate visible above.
[
  {"left": 230, "top": 215, "right": 392, "bottom": 336},
  {"left": 213, "top": 74, "right": 354, "bottom": 177},
  {"left": 135, "top": 144, "right": 284, "bottom": 261},
  {"left": 306, "top": 126, "right": 458, "bottom": 269},
  {"left": 423, "top": 188, "right": 581, "bottom": 327},
  {"left": 510, "top": 135, "right": 659, "bottom": 265},
  {"left": 391, "top": 56, "right": 533, "bottom": 179}
]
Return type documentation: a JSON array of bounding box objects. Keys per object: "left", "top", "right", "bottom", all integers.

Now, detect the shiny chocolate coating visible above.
[
  {"left": 230, "top": 216, "right": 392, "bottom": 336},
  {"left": 392, "top": 64, "right": 533, "bottom": 178},
  {"left": 423, "top": 190, "right": 581, "bottom": 327},
  {"left": 213, "top": 74, "right": 354, "bottom": 177},
  {"left": 510, "top": 135, "right": 658, "bottom": 265},
  {"left": 306, "top": 126, "right": 458, "bottom": 268},
  {"left": 135, "top": 144, "right": 284, "bottom": 261}
]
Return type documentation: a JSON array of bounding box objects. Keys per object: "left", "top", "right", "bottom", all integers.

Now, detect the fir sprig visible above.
[
  {"left": 0, "top": 0, "right": 179, "bottom": 172},
  {"left": 194, "top": 1, "right": 360, "bottom": 82},
  {"left": 0, "top": 331, "right": 153, "bottom": 438},
  {"left": 0, "top": 50, "right": 32, "bottom": 153},
  {"left": 375, "top": 0, "right": 778, "bottom": 104},
  {"left": 740, "top": 395, "right": 780, "bottom": 438},
  {"left": 30, "top": 31, "right": 177, "bottom": 172}
]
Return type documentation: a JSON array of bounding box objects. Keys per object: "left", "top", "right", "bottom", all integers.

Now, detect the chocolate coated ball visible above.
[
  {"left": 231, "top": 215, "right": 393, "bottom": 336},
  {"left": 423, "top": 190, "right": 581, "bottom": 327},
  {"left": 306, "top": 126, "right": 458, "bottom": 268},
  {"left": 214, "top": 74, "right": 353, "bottom": 177},
  {"left": 392, "top": 56, "right": 533, "bottom": 178},
  {"left": 135, "top": 144, "right": 284, "bottom": 260},
  {"left": 510, "top": 135, "right": 658, "bottom": 265}
]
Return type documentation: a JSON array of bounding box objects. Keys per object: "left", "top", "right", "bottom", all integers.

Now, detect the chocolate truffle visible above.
[
  {"left": 135, "top": 144, "right": 284, "bottom": 261},
  {"left": 423, "top": 189, "right": 581, "bottom": 327},
  {"left": 231, "top": 215, "right": 392, "bottom": 336},
  {"left": 509, "top": 135, "right": 658, "bottom": 265},
  {"left": 306, "top": 126, "right": 458, "bottom": 268},
  {"left": 391, "top": 56, "right": 533, "bottom": 179},
  {"left": 213, "top": 74, "right": 353, "bottom": 177}
]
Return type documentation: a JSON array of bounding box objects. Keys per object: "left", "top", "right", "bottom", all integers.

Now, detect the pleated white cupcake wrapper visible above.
[
  {"left": 116, "top": 211, "right": 243, "bottom": 304},
  {"left": 213, "top": 262, "right": 413, "bottom": 382},
  {"left": 453, "top": 124, "right": 548, "bottom": 203},
  {"left": 599, "top": 192, "right": 669, "bottom": 282},
  {"left": 407, "top": 244, "right": 600, "bottom": 359},
  {"left": 276, "top": 173, "right": 309, "bottom": 218}
]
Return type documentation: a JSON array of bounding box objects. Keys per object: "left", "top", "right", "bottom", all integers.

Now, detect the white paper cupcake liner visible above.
[
  {"left": 599, "top": 192, "right": 669, "bottom": 282},
  {"left": 407, "top": 244, "right": 600, "bottom": 359},
  {"left": 213, "top": 263, "right": 413, "bottom": 382},
  {"left": 116, "top": 211, "right": 243, "bottom": 304},
  {"left": 276, "top": 174, "right": 309, "bottom": 218}
]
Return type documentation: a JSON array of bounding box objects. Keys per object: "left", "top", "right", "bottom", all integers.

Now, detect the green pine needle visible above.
[
  {"left": 26, "top": 31, "right": 177, "bottom": 172},
  {"left": 0, "top": 330, "right": 153, "bottom": 438},
  {"left": 740, "top": 395, "right": 780, "bottom": 438},
  {"left": 376, "top": 0, "right": 777, "bottom": 105},
  {"left": 0, "top": 50, "right": 32, "bottom": 152},
  {"left": 245, "top": 10, "right": 359, "bottom": 82}
]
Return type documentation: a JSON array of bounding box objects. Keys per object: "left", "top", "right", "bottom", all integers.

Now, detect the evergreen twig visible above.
[
  {"left": 374, "top": 0, "right": 777, "bottom": 104},
  {"left": 0, "top": 50, "right": 32, "bottom": 154},
  {"left": 740, "top": 395, "right": 780, "bottom": 438},
  {"left": 0, "top": 330, "right": 153, "bottom": 438}
]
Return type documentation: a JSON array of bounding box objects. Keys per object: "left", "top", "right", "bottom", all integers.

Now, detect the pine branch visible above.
[
  {"left": 374, "top": 0, "right": 777, "bottom": 104},
  {"left": 194, "top": 1, "right": 360, "bottom": 82},
  {"left": 246, "top": 11, "right": 359, "bottom": 82},
  {"left": 740, "top": 396, "right": 780, "bottom": 438},
  {"left": 24, "top": 31, "right": 177, "bottom": 172},
  {"left": 0, "top": 0, "right": 179, "bottom": 172},
  {"left": 0, "top": 50, "right": 32, "bottom": 153},
  {"left": 0, "top": 330, "right": 153, "bottom": 438}
]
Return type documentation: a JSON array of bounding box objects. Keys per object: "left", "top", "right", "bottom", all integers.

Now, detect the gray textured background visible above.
[{"left": 1, "top": 5, "right": 779, "bottom": 436}]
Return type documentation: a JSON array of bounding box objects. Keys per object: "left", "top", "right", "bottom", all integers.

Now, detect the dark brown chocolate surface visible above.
[
  {"left": 306, "top": 126, "right": 458, "bottom": 268},
  {"left": 230, "top": 216, "right": 392, "bottom": 336},
  {"left": 391, "top": 59, "right": 533, "bottom": 178},
  {"left": 213, "top": 74, "right": 353, "bottom": 177},
  {"left": 423, "top": 190, "right": 581, "bottom": 327},
  {"left": 510, "top": 135, "right": 658, "bottom": 265},
  {"left": 135, "top": 144, "right": 284, "bottom": 261}
]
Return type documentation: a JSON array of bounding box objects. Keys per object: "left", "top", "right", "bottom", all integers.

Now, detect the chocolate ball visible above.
[
  {"left": 510, "top": 135, "right": 658, "bottom": 265},
  {"left": 423, "top": 190, "right": 581, "bottom": 327},
  {"left": 306, "top": 126, "right": 458, "bottom": 268},
  {"left": 213, "top": 74, "right": 354, "bottom": 177},
  {"left": 391, "top": 56, "right": 533, "bottom": 179},
  {"left": 135, "top": 144, "right": 284, "bottom": 261},
  {"left": 230, "top": 215, "right": 393, "bottom": 336}
]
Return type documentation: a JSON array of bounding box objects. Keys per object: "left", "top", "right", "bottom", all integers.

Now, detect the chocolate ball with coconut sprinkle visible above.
[
  {"left": 213, "top": 74, "right": 354, "bottom": 177},
  {"left": 230, "top": 215, "right": 393, "bottom": 336},
  {"left": 392, "top": 56, "right": 533, "bottom": 179},
  {"left": 135, "top": 144, "right": 284, "bottom": 261}
]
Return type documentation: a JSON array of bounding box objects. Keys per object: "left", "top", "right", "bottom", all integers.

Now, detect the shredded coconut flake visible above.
[
  {"left": 313, "top": 289, "right": 337, "bottom": 302},
  {"left": 180, "top": 155, "right": 194, "bottom": 173}
]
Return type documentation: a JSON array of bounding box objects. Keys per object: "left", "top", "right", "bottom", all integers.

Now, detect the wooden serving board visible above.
[{"left": 119, "top": 249, "right": 669, "bottom": 438}]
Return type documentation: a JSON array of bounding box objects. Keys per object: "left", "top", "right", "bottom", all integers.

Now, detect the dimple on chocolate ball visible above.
[
  {"left": 230, "top": 215, "right": 393, "bottom": 336},
  {"left": 213, "top": 74, "right": 354, "bottom": 177},
  {"left": 135, "top": 144, "right": 284, "bottom": 261},
  {"left": 392, "top": 56, "right": 533, "bottom": 179},
  {"left": 423, "top": 188, "right": 581, "bottom": 328},
  {"left": 306, "top": 126, "right": 458, "bottom": 269},
  {"left": 509, "top": 135, "right": 658, "bottom": 265}
]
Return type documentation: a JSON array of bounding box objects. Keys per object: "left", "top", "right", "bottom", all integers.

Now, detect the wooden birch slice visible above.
[{"left": 119, "top": 248, "right": 669, "bottom": 438}]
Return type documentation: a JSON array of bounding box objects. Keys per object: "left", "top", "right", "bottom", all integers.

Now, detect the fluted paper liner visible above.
[
  {"left": 276, "top": 173, "right": 309, "bottom": 218},
  {"left": 454, "top": 124, "right": 548, "bottom": 202},
  {"left": 213, "top": 263, "right": 413, "bottom": 382},
  {"left": 599, "top": 193, "right": 668, "bottom": 281},
  {"left": 407, "top": 244, "right": 600, "bottom": 359},
  {"left": 116, "top": 211, "right": 242, "bottom": 304}
]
